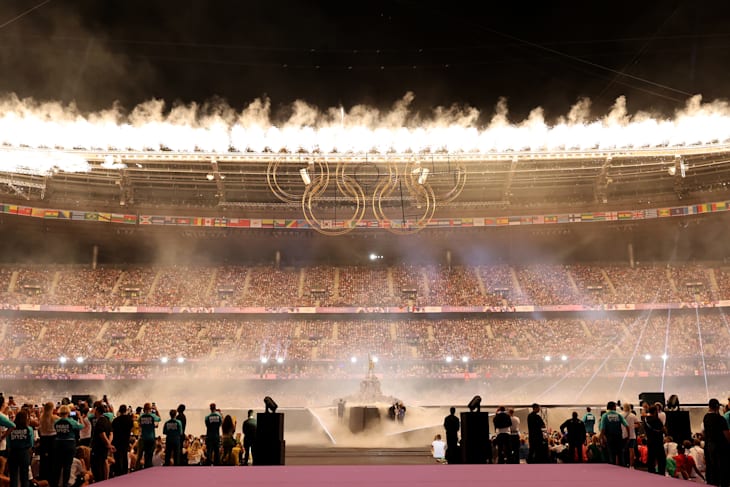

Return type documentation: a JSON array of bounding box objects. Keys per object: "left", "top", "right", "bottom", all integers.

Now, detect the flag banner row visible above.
[{"left": 1, "top": 199, "right": 729, "bottom": 230}]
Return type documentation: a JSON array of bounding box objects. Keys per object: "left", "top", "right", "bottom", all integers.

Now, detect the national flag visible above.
[
  {"left": 250, "top": 219, "right": 262, "bottom": 228},
  {"left": 437, "top": 219, "right": 450, "bottom": 226},
  {"left": 618, "top": 211, "right": 633, "bottom": 220},
  {"left": 606, "top": 212, "right": 618, "bottom": 221},
  {"left": 658, "top": 208, "right": 671, "bottom": 217},
  {"left": 484, "top": 218, "right": 496, "bottom": 226},
  {"left": 695, "top": 203, "right": 710, "bottom": 214},
  {"left": 274, "top": 219, "right": 286, "bottom": 228},
  {"left": 43, "top": 209, "right": 59, "bottom": 219},
  {"left": 4, "top": 204, "right": 18, "bottom": 214},
  {"left": 111, "top": 214, "right": 125, "bottom": 224},
  {"left": 84, "top": 212, "right": 99, "bottom": 221},
  {"left": 57, "top": 210, "right": 70, "bottom": 219},
  {"left": 533, "top": 215, "right": 544, "bottom": 224},
  {"left": 262, "top": 219, "right": 274, "bottom": 228},
  {"left": 355, "top": 220, "right": 368, "bottom": 228},
  {"left": 151, "top": 216, "right": 165, "bottom": 225},
  {"left": 140, "top": 215, "right": 152, "bottom": 225},
  {"left": 569, "top": 214, "right": 581, "bottom": 223},
  {"left": 321, "top": 220, "right": 333, "bottom": 229},
  {"left": 544, "top": 215, "right": 558, "bottom": 224},
  {"left": 71, "top": 211, "right": 86, "bottom": 221},
  {"left": 98, "top": 213, "right": 112, "bottom": 222},
  {"left": 192, "top": 217, "right": 203, "bottom": 226},
  {"left": 203, "top": 217, "right": 214, "bottom": 226},
  {"left": 632, "top": 211, "right": 644, "bottom": 219},
  {"left": 176, "top": 217, "right": 191, "bottom": 225},
  {"left": 558, "top": 215, "right": 570, "bottom": 223},
  {"left": 711, "top": 201, "right": 728, "bottom": 211},
  {"left": 450, "top": 219, "right": 461, "bottom": 226},
  {"left": 473, "top": 217, "right": 485, "bottom": 227},
  {"left": 518, "top": 216, "right": 531, "bottom": 225},
  {"left": 644, "top": 209, "right": 657, "bottom": 219},
  {"left": 31, "top": 208, "right": 45, "bottom": 217},
  {"left": 215, "top": 217, "right": 227, "bottom": 227},
  {"left": 461, "top": 218, "right": 473, "bottom": 227},
  {"left": 368, "top": 220, "right": 379, "bottom": 228},
  {"left": 123, "top": 214, "right": 136, "bottom": 224},
  {"left": 670, "top": 207, "right": 686, "bottom": 216},
  {"left": 496, "top": 217, "right": 509, "bottom": 225}
]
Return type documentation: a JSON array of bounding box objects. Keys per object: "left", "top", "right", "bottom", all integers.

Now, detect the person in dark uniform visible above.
[
  {"left": 111, "top": 404, "right": 133, "bottom": 476},
  {"left": 703, "top": 398, "right": 730, "bottom": 487},
  {"left": 138, "top": 402, "right": 161, "bottom": 469},
  {"left": 527, "top": 403, "right": 547, "bottom": 463},
  {"left": 163, "top": 409, "right": 184, "bottom": 466},
  {"left": 241, "top": 409, "right": 257, "bottom": 466},
  {"left": 559, "top": 411, "right": 586, "bottom": 463},
  {"left": 7, "top": 410, "right": 32, "bottom": 487},
  {"left": 176, "top": 404, "right": 187, "bottom": 435},
  {"left": 443, "top": 407, "right": 460, "bottom": 464},
  {"left": 204, "top": 403, "right": 223, "bottom": 466},
  {"left": 52, "top": 405, "right": 84, "bottom": 487},
  {"left": 90, "top": 402, "right": 114, "bottom": 482}
]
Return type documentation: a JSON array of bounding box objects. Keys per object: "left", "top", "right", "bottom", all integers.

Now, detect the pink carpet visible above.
[{"left": 100, "top": 464, "right": 685, "bottom": 487}]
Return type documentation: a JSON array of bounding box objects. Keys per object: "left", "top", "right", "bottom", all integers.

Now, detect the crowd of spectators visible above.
[
  {"left": 0, "top": 310, "right": 728, "bottom": 382},
  {"left": 2, "top": 262, "right": 730, "bottom": 308}
]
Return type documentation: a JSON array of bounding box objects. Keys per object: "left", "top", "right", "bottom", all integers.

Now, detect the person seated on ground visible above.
[
  {"left": 673, "top": 444, "right": 704, "bottom": 481},
  {"left": 586, "top": 435, "right": 604, "bottom": 463},
  {"left": 69, "top": 447, "right": 91, "bottom": 487},
  {"left": 431, "top": 434, "right": 446, "bottom": 463}
]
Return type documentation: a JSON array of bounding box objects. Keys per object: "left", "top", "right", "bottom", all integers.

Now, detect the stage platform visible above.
[{"left": 102, "top": 460, "right": 685, "bottom": 487}]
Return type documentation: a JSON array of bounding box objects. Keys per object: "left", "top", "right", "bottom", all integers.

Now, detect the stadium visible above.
[{"left": 1, "top": 1, "right": 730, "bottom": 486}]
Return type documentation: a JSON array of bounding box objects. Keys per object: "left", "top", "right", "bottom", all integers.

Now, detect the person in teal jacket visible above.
[
  {"left": 138, "top": 402, "right": 161, "bottom": 469},
  {"left": 204, "top": 403, "right": 223, "bottom": 466},
  {"left": 7, "top": 409, "right": 31, "bottom": 487},
  {"left": 52, "top": 405, "right": 84, "bottom": 487},
  {"left": 163, "top": 409, "right": 183, "bottom": 466}
]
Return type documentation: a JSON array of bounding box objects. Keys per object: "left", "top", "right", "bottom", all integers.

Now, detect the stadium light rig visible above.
[
  {"left": 160, "top": 356, "right": 169, "bottom": 364},
  {"left": 59, "top": 356, "right": 68, "bottom": 364},
  {"left": 75, "top": 356, "right": 85, "bottom": 364}
]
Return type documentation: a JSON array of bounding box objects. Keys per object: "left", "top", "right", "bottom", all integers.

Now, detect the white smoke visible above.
[{"left": 1, "top": 92, "right": 730, "bottom": 174}]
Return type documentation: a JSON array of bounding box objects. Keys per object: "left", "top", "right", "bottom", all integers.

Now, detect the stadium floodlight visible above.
[
  {"left": 59, "top": 356, "right": 68, "bottom": 364},
  {"left": 160, "top": 356, "right": 169, "bottom": 364},
  {"left": 661, "top": 354, "right": 668, "bottom": 361},
  {"left": 206, "top": 173, "right": 215, "bottom": 181},
  {"left": 644, "top": 354, "right": 652, "bottom": 361},
  {"left": 544, "top": 355, "right": 551, "bottom": 362},
  {"left": 371, "top": 356, "right": 379, "bottom": 363},
  {"left": 461, "top": 356, "right": 469, "bottom": 363},
  {"left": 75, "top": 356, "right": 85, "bottom": 364},
  {"left": 176, "top": 357, "right": 185, "bottom": 364},
  {"left": 560, "top": 355, "right": 568, "bottom": 362},
  {"left": 445, "top": 356, "right": 453, "bottom": 363},
  {"left": 417, "top": 167, "right": 429, "bottom": 185},
  {"left": 260, "top": 357, "right": 269, "bottom": 364},
  {"left": 350, "top": 356, "right": 358, "bottom": 363},
  {"left": 369, "top": 253, "right": 377, "bottom": 261},
  {"left": 299, "top": 168, "right": 311, "bottom": 186},
  {"left": 276, "top": 357, "right": 284, "bottom": 364}
]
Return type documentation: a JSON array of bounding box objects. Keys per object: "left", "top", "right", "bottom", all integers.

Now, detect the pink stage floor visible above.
[{"left": 101, "top": 464, "right": 685, "bottom": 487}]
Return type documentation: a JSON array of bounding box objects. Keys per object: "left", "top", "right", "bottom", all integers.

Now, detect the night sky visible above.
[{"left": 1, "top": 0, "right": 730, "bottom": 122}]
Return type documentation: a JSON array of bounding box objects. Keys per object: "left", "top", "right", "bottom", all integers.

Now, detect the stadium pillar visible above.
[
  {"left": 446, "top": 250, "right": 452, "bottom": 271},
  {"left": 92, "top": 245, "right": 99, "bottom": 270},
  {"left": 275, "top": 250, "right": 281, "bottom": 269},
  {"left": 628, "top": 243, "right": 634, "bottom": 268}
]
